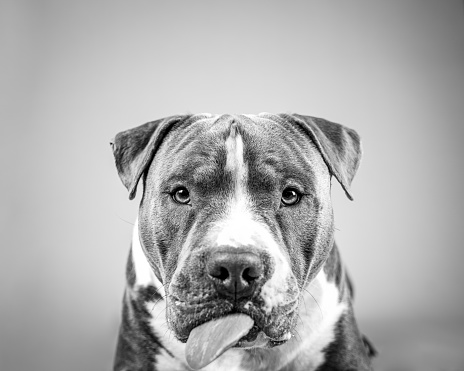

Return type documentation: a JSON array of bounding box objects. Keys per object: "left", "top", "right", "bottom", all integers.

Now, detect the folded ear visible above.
[
  {"left": 110, "top": 115, "right": 187, "bottom": 200},
  {"left": 287, "top": 114, "right": 362, "bottom": 200}
]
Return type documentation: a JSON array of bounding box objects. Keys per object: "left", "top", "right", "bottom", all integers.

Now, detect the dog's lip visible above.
[
  {"left": 235, "top": 330, "right": 292, "bottom": 349},
  {"left": 235, "top": 330, "right": 268, "bottom": 348}
]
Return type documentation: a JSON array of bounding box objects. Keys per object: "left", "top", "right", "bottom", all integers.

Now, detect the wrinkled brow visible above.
[{"left": 160, "top": 156, "right": 231, "bottom": 191}]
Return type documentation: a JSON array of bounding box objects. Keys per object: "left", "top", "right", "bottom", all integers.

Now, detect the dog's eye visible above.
[
  {"left": 172, "top": 187, "right": 191, "bottom": 204},
  {"left": 281, "top": 188, "right": 301, "bottom": 206}
]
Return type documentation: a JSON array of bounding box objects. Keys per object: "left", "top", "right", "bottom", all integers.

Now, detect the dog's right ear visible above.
[{"left": 110, "top": 115, "right": 187, "bottom": 200}]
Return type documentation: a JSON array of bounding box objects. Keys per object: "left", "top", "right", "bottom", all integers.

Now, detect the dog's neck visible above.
[{"left": 128, "top": 222, "right": 349, "bottom": 371}]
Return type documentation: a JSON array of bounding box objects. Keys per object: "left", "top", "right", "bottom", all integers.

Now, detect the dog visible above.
[{"left": 111, "top": 113, "right": 375, "bottom": 371}]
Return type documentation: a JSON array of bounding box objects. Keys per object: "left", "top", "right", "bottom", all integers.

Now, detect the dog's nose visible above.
[{"left": 206, "top": 249, "right": 263, "bottom": 300}]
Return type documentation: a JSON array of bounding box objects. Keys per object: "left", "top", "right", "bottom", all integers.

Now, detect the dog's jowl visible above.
[{"left": 111, "top": 113, "right": 376, "bottom": 371}]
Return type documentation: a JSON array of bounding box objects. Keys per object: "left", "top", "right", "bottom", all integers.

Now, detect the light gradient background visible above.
[{"left": 1, "top": 1, "right": 463, "bottom": 370}]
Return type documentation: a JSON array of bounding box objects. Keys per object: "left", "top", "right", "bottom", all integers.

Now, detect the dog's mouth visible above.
[
  {"left": 184, "top": 313, "right": 293, "bottom": 369},
  {"left": 175, "top": 295, "right": 297, "bottom": 370},
  {"left": 168, "top": 295, "right": 296, "bottom": 344}
]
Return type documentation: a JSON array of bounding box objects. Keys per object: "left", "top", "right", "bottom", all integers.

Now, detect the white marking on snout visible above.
[
  {"left": 259, "top": 276, "right": 290, "bottom": 314},
  {"left": 213, "top": 206, "right": 292, "bottom": 314},
  {"left": 131, "top": 218, "right": 166, "bottom": 296}
]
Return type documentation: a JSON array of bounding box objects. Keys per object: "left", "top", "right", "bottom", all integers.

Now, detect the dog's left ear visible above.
[
  {"left": 287, "top": 114, "right": 362, "bottom": 200},
  {"left": 110, "top": 115, "right": 187, "bottom": 200}
]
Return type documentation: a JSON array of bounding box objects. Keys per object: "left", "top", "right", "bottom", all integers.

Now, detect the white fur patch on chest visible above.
[{"left": 290, "top": 267, "right": 347, "bottom": 369}]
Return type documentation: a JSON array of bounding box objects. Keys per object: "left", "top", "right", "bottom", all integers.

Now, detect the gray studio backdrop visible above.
[{"left": 1, "top": 1, "right": 463, "bottom": 371}]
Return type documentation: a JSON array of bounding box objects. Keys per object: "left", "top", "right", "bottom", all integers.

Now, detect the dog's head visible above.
[{"left": 112, "top": 113, "right": 361, "bottom": 347}]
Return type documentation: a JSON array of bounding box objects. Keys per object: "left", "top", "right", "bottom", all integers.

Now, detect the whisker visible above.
[
  {"left": 115, "top": 214, "right": 135, "bottom": 226},
  {"left": 150, "top": 294, "right": 167, "bottom": 310},
  {"left": 158, "top": 320, "right": 169, "bottom": 330},
  {"left": 292, "top": 326, "right": 303, "bottom": 343},
  {"left": 303, "top": 287, "right": 323, "bottom": 320},
  {"left": 284, "top": 303, "right": 300, "bottom": 316},
  {"left": 150, "top": 299, "right": 164, "bottom": 313},
  {"left": 300, "top": 290, "right": 308, "bottom": 314},
  {"left": 150, "top": 285, "right": 168, "bottom": 298},
  {"left": 163, "top": 327, "right": 171, "bottom": 338},
  {"left": 152, "top": 305, "right": 167, "bottom": 320}
]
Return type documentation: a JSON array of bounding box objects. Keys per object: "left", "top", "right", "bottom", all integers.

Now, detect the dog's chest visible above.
[{"left": 145, "top": 279, "right": 345, "bottom": 371}]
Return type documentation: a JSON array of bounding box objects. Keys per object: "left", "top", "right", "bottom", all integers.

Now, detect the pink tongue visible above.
[{"left": 185, "top": 314, "right": 254, "bottom": 370}]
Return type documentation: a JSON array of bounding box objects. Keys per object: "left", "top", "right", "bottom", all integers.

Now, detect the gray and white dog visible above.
[{"left": 111, "top": 113, "right": 375, "bottom": 371}]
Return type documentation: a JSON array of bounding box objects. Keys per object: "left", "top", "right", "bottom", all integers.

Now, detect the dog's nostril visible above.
[
  {"left": 242, "top": 267, "right": 259, "bottom": 283},
  {"left": 210, "top": 266, "right": 230, "bottom": 281}
]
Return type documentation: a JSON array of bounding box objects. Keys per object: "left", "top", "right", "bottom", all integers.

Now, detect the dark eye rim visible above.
[
  {"left": 170, "top": 187, "right": 191, "bottom": 205},
  {"left": 281, "top": 187, "right": 302, "bottom": 206}
]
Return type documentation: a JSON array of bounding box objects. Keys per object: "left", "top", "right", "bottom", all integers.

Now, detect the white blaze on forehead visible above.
[{"left": 224, "top": 123, "right": 246, "bottom": 196}]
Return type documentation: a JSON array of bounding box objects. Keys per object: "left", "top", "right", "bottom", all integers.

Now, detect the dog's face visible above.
[{"left": 112, "top": 113, "right": 361, "bottom": 348}]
